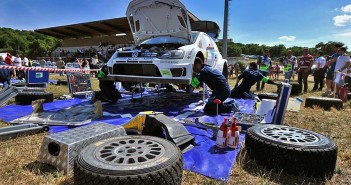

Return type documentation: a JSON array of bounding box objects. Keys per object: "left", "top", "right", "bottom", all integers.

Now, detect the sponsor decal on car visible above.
[{"left": 161, "top": 69, "right": 172, "bottom": 76}]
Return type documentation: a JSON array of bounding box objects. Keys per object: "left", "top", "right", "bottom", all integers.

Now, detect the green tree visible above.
[
  {"left": 315, "top": 41, "right": 345, "bottom": 55},
  {"left": 0, "top": 27, "right": 62, "bottom": 58},
  {"left": 227, "top": 44, "right": 242, "bottom": 57}
]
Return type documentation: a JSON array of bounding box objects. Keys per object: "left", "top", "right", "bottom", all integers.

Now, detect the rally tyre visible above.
[
  {"left": 74, "top": 136, "right": 183, "bottom": 185},
  {"left": 56, "top": 80, "right": 68, "bottom": 86},
  {"left": 290, "top": 82, "right": 300, "bottom": 96},
  {"left": 305, "top": 97, "right": 343, "bottom": 110},
  {"left": 245, "top": 124, "right": 337, "bottom": 178},
  {"left": 15, "top": 91, "right": 54, "bottom": 105},
  {"left": 222, "top": 62, "right": 228, "bottom": 79},
  {"left": 12, "top": 83, "right": 26, "bottom": 87},
  {"left": 347, "top": 93, "right": 351, "bottom": 100},
  {"left": 257, "top": 93, "right": 278, "bottom": 100}
]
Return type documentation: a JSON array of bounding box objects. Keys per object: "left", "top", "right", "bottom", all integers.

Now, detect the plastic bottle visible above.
[
  {"left": 216, "top": 117, "right": 229, "bottom": 148},
  {"left": 228, "top": 117, "right": 240, "bottom": 149}
]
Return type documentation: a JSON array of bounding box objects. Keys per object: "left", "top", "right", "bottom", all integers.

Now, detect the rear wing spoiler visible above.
[{"left": 191, "top": 21, "right": 221, "bottom": 39}]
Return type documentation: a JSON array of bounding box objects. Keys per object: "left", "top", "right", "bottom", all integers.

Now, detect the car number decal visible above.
[{"left": 161, "top": 70, "right": 172, "bottom": 76}]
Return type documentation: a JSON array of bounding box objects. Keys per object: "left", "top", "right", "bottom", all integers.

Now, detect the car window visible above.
[
  {"left": 191, "top": 32, "right": 199, "bottom": 43},
  {"left": 140, "top": 36, "right": 189, "bottom": 45}
]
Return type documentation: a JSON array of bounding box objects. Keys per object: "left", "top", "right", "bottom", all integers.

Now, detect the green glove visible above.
[
  {"left": 97, "top": 70, "right": 106, "bottom": 79},
  {"left": 262, "top": 76, "right": 269, "bottom": 83},
  {"left": 191, "top": 77, "right": 200, "bottom": 88}
]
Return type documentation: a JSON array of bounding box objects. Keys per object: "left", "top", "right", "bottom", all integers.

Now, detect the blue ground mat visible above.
[{"left": 0, "top": 92, "right": 256, "bottom": 182}]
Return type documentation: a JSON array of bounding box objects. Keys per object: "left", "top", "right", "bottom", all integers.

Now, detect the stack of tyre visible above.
[
  {"left": 74, "top": 136, "right": 183, "bottom": 185},
  {"left": 245, "top": 124, "right": 337, "bottom": 179}
]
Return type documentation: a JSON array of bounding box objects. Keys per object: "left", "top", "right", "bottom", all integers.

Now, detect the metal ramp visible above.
[{"left": 0, "top": 86, "right": 20, "bottom": 106}]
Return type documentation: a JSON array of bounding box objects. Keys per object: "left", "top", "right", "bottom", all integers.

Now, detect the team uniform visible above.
[
  {"left": 194, "top": 64, "right": 231, "bottom": 115},
  {"left": 256, "top": 55, "right": 271, "bottom": 91},
  {"left": 283, "top": 55, "right": 296, "bottom": 81}
]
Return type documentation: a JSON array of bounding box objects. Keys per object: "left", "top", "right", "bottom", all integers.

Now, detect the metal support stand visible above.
[
  {"left": 131, "top": 83, "right": 143, "bottom": 102},
  {"left": 202, "top": 83, "right": 208, "bottom": 104}
]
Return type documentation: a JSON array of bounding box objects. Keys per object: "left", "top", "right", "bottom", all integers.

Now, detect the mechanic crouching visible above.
[
  {"left": 92, "top": 65, "right": 122, "bottom": 102},
  {"left": 192, "top": 59, "right": 231, "bottom": 115},
  {"left": 230, "top": 62, "right": 277, "bottom": 98}
]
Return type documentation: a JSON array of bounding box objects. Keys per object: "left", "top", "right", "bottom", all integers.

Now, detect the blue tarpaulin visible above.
[{"left": 0, "top": 92, "right": 256, "bottom": 182}]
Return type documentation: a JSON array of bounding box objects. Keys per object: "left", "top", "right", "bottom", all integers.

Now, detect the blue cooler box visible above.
[{"left": 26, "top": 71, "right": 49, "bottom": 84}]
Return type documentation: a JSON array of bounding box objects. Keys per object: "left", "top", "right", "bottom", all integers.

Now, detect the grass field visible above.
[{"left": 0, "top": 74, "right": 350, "bottom": 185}]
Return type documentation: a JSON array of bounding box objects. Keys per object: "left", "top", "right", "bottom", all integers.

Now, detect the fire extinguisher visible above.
[
  {"left": 216, "top": 117, "right": 229, "bottom": 148},
  {"left": 339, "top": 83, "right": 349, "bottom": 102}
]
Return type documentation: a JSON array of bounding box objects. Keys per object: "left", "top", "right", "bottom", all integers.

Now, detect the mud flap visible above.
[{"left": 142, "top": 114, "right": 194, "bottom": 153}]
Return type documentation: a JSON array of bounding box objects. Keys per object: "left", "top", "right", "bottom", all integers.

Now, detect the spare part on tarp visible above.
[
  {"left": 0, "top": 123, "right": 48, "bottom": 141},
  {"left": 245, "top": 124, "right": 337, "bottom": 179},
  {"left": 0, "top": 86, "right": 20, "bottom": 106},
  {"left": 141, "top": 114, "right": 194, "bottom": 152},
  {"left": 38, "top": 123, "right": 127, "bottom": 174},
  {"left": 11, "top": 103, "right": 102, "bottom": 126},
  {"left": 74, "top": 136, "right": 183, "bottom": 185}
]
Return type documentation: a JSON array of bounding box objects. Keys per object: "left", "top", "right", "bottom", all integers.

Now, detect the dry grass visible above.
[{"left": 0, "top": 74, "right": 350, "bottom": 185}]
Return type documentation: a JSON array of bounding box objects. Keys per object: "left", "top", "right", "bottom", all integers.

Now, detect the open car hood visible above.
[{"left": 126, "top": 0, "right": 192, "bottom": 45}]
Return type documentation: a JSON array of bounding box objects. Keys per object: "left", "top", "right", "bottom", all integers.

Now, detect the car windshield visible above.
[
  {"left": 140, "top": 36, "right": 191, "bottom": 46},
  {"left": 191, "top": 32, "right": 199, "bottom": 43}
]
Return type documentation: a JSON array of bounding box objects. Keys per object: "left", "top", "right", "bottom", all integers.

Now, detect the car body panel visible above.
[{"left": 126, "top": 0, "right": 192, "bottom": 45}]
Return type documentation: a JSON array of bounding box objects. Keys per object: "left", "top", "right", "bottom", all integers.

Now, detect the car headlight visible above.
[{"left": 158, "top": 50, "right": 185, "bottom": 59}]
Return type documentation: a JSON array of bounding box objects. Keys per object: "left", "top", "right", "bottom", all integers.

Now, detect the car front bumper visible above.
[{"left": 104, "top": 74, "right": 191, "bottom": 84}]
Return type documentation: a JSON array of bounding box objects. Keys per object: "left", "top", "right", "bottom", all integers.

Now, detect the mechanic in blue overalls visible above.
[
  {"left": 192, "top": 59, "right": 232, "bottom": 115},
  {"left": 92, "top": 65, "right": 122, "bottom": 102},
  {"left": 230, "top": 62, "right": 277, "bottom": 99},
  {"left": 256, "top": 49, "right": 272, "bottom": 91}
]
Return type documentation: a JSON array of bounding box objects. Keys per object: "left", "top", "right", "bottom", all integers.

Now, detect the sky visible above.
[{"left": 1, "top": 0, "right": 351, "bottom": 48}]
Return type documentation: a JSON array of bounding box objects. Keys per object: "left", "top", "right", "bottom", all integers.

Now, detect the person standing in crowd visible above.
[
  {"left": 256, "top": 49, "right": 271, "bottom": 91},
  {"left": 333, "top": 47, "right": 351, "bottom": 96},
  {"left": 273, "top": 64, "right": 280, "bottom": 80},
  {"left": 22, "top": 55, "right": 29, "bottom": 67},
  {"left": 40, "top": 57, "right": 46, "bottom": 68},
  {"left": 0, "top": 56, "right": 13, "bottom": 88},
  {"left": 56, "top": 57, "right": 65, "bottom": 76},
  {"left": 82, "top": 59, "right": 89, "bottom": 69},
  {"left": 5, "top": 53, "right": 13, "bottom": 66},
  {"left": 324, "top": 44, "right": 342, "bottom": 96},
  {"left": 345, "top": 66, "right": 351, "bottom": 92},
  {"left": 297, "top": 48, "right": 314, "bottom": 93},
  {"left": 13, "top": 54, "right": 24, "bottom": 79},
  {"left": 283, "top": 50, "right": 297, "bottom": 81},
  {"left": 91, "top": 55, "right": 99, "bottom": 77},
  {"left": 234, "top": 63, "right": 239, "bottom": 78},
  {"left": 312, "top": 51, "right": 326, "bottom": 91}
]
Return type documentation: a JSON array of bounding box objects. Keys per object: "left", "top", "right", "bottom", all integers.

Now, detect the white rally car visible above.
[{"left": 106, "top": 0, "right": 228, "bottom": 87}]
